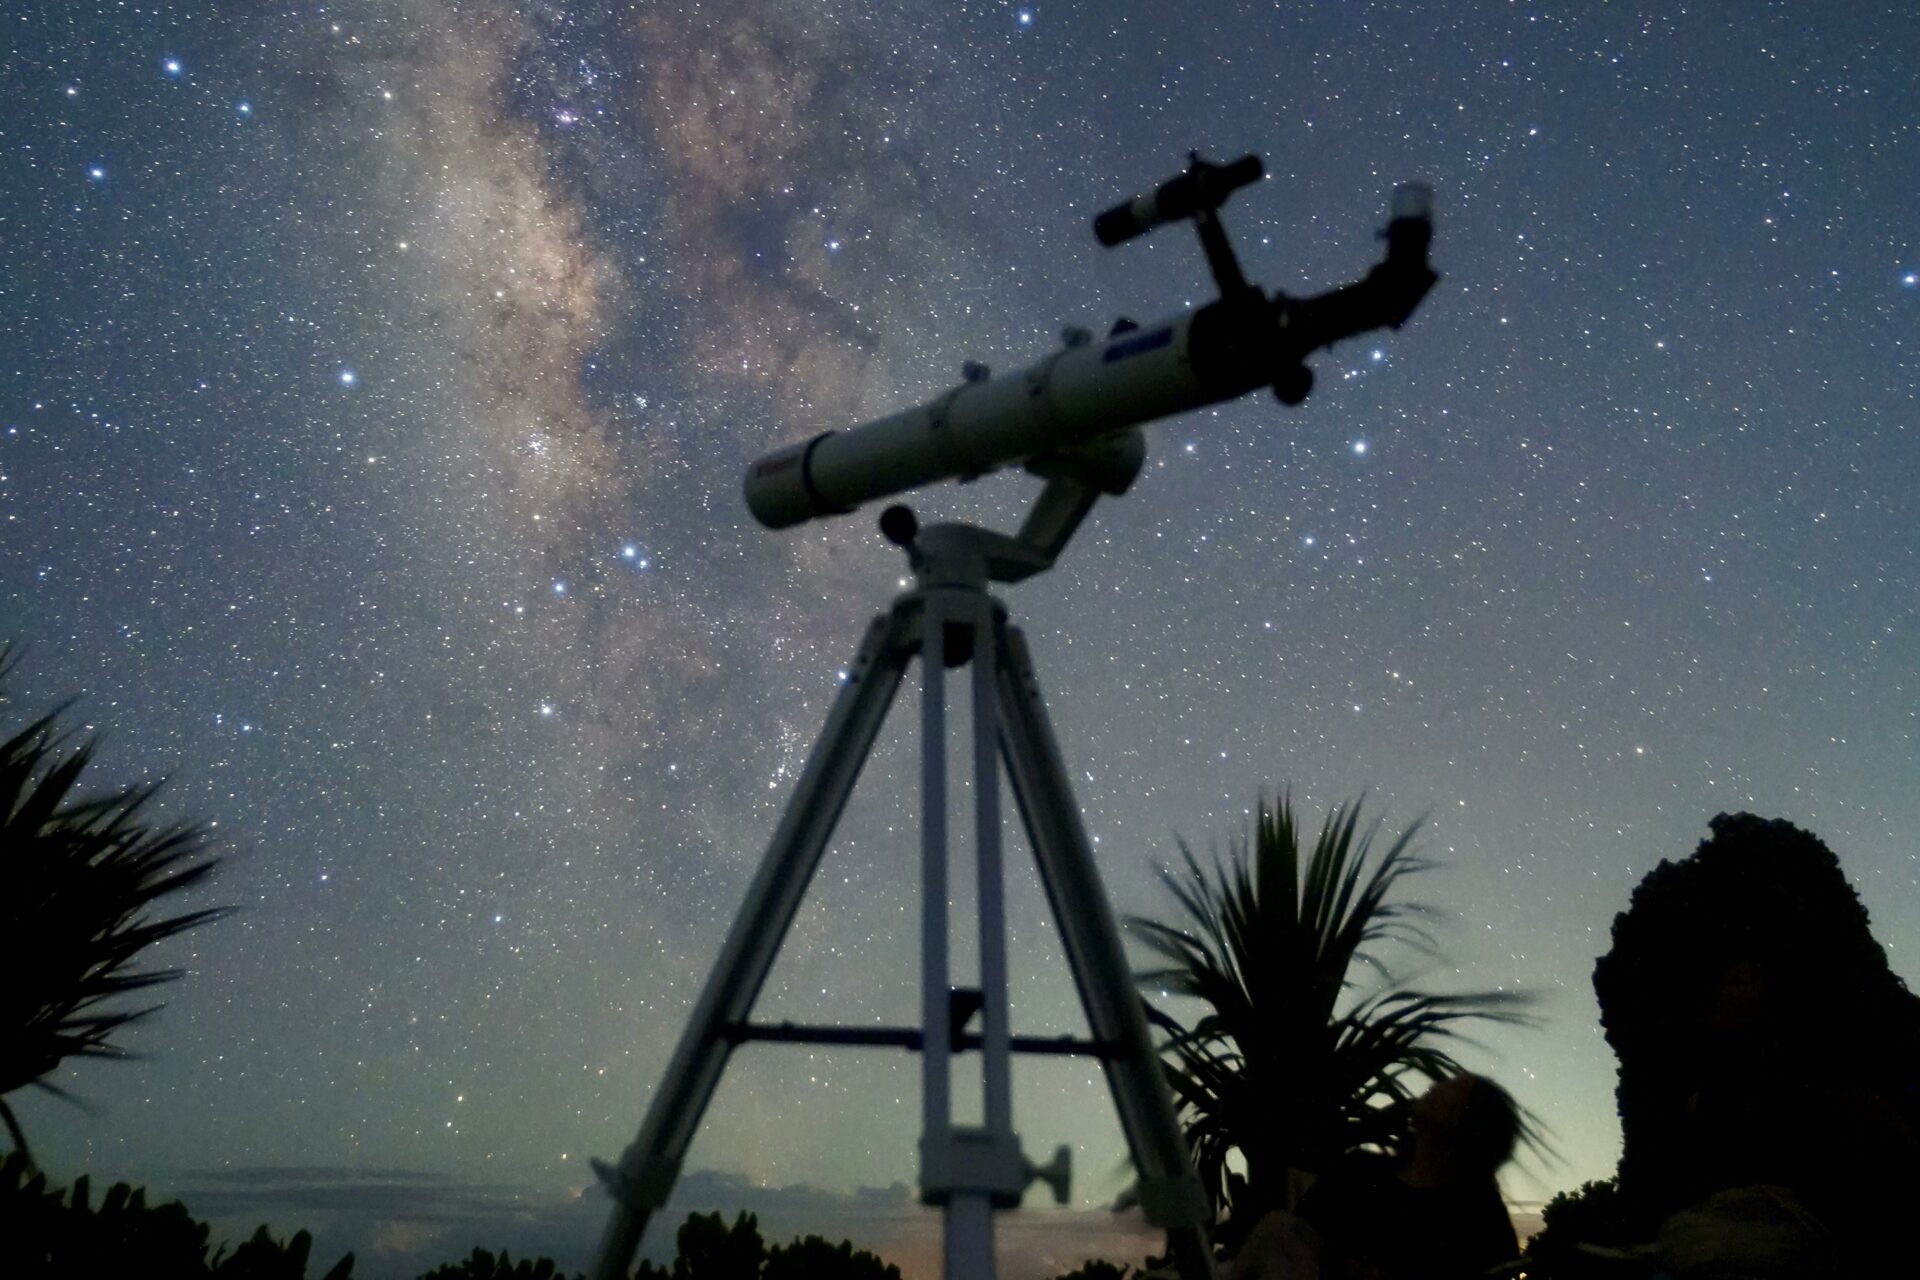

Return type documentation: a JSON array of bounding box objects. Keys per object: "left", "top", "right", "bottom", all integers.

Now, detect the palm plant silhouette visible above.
[
  {"left": 0, "top": 649, "right": 224, "bottom": 1163},
  {"left": 1130, "top": 792, "right": 1530, "bottom": 1237}
]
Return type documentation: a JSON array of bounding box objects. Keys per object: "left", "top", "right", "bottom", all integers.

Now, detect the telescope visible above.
[
  {"left": 596, "top": 155, "right": 1441, "bottom": 1280},
  {"left": 745, "top": 152, "right": 1437, "bottom": 530}
]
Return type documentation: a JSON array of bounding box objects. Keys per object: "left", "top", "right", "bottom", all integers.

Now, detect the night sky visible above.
[{"left": 4, "top": 2, "right": 1917, "bottom": 1276}]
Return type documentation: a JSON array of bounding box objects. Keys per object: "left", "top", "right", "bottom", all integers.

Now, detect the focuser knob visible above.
[
  {"left": 879, "top": 504, "right": 919, "bottom": 548},
  {"left": 1272, "top": 364, "right": 1314, "bottom": 406}
]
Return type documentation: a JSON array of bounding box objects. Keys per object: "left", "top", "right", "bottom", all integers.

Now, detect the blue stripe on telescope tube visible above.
[{"left": 1102, "top": 326, "right": 1173, "bottom": 363}]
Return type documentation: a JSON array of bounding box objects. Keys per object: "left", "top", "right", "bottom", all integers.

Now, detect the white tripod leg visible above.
[{"left": 590, "top": 606, "right": 918, "bottom": 1280}]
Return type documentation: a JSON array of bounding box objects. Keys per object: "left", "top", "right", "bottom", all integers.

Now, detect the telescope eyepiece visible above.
[{"left": 879, "top": 504, "right": 919, "bottom": 548}]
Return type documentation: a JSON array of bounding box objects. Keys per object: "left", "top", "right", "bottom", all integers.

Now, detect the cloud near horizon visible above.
[{"left": 161, "top": 1163, "right": 1164, "bottom": 1280}]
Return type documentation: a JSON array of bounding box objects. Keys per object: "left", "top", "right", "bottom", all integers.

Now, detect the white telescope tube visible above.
[{"left": 745, "top": 315, "right": 1206, "bottom": 530}]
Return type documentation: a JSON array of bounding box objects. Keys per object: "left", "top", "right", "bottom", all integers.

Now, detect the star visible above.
[{"left": 6, "top": 0, "right": 1915, "bottom": 1248}]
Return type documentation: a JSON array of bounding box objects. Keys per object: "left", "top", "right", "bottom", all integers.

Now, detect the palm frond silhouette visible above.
[
  {"left": 0, "top": 648, "right": 224, "bottom": 1162},
  {"left": 1131, "top": 791, "right": 1531, "bottom": 1233}
]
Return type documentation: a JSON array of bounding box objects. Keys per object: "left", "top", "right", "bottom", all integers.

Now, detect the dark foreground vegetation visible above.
[
  {"left": 0, "top": 647, "right": 224, "bottom": 1162},
  {"left": 0, "top": 1154, "right": 907, "bottom": 1280},
  {"left": 1, "top": 1149, "right": 357, "bottom": 1279},
  {"left": 1522, "top": 812, "right": 1920, "bottom": 1278}
]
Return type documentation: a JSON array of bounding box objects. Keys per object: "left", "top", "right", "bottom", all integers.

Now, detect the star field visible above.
[{"left": 3, "top": 1, "right": 1918, "bottom": 1275}]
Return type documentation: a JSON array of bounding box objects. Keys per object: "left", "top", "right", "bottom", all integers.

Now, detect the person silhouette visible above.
[{"left": 1227, "top": 1073, "right": 1522, "bottom": 1280}]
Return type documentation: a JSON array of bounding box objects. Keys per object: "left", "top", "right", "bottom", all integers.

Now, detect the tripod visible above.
[{"left": 590, "top": 437, "right": 1218, "bottom": 1280}]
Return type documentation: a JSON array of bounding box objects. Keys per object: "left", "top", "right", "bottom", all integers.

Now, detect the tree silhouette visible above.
[
  {"left": 631, "top": 1211, "right": 901, "bottom": 1280},
  {"left": 1130, "top": 791, "right": 1531, "bottom": 1242},
  {"left": 763, "top": 1233, "right": 901, "bottom": 1280},
  {"left": 1522, "top": 1176, "right": 1632, "bottom": 1276},
  {"left": 1590, "top": 812, "right": 1920, "bottom": 1270},
  {"left": 0, "top": 1149, "right": 354, "bottom": 1278},
  {"left": 633, "top": 1210, "right": 765, "bottom": 1280},
  {"left": 1047, "top": 1261, "right": 1134, "bottom": 1280},
  {"left": 0, "top": 649, "right": 225, "bottom": 1161},
  {"left": 418, "top": 1247, "right": 570, "bottom": 1279}
]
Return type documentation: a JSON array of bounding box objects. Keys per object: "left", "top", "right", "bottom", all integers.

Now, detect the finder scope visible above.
[
  {"left": 1094, "top": 153, "right": 1265, "bottom": 246},
  {"left": 745, "top": 153, "right": 1437, "bottom": 531}
]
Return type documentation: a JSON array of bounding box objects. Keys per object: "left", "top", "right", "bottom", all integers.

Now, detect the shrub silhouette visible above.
[
  {"left": 632, "top": 1211, "right": 900, "bottom": 1280},
  {"left": 1583, "top": 812, "right": 1920, "bottom": 1270},
  {"left": 1523, "top": 1176, "right": 1631, "bottom": 1275},
  {"left": 418, "top": 1247, "right": 570, "bottom": 1279},
  {"left": 1130, "top": 791, "right": 1531, "bottom": 1242},
  {"left": 0, "top": 1156, "right": 910, "bottom": 1280},
  {"left": 0, "top": 1148, "right": 353, "bottom": 1278},
  {"left": 633, "top": 1209, "right": 764, "bottom": 1280},
  {"left": 1048, "top": 1261, "right": 1134, "bottom": 1280},
  {"left": 1594, "top": 815, "right": 1920, "bottom": 1202},
  {"left": 763, "top": 1233, "right": 901, "bottom": 1280}
]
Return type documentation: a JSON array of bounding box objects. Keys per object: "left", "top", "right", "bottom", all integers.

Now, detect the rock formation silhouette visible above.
[{"left": 1592, "top": 812, "right": 1920, "bottom": 1268}]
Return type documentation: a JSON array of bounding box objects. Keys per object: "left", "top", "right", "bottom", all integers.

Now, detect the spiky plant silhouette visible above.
[
  {"left": 0, "top": 648, "right": 224, "bottom": 1162},
  {"left": 1130, "top": 791, "right": 1531, "bottom": 1235}
]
